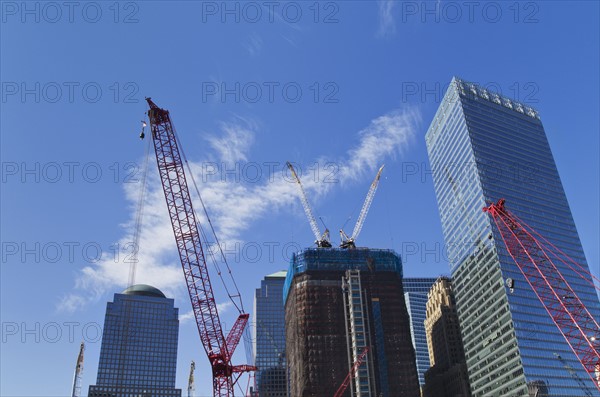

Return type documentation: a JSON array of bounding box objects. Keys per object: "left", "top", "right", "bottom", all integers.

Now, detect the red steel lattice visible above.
[
  {"left": 333, "top": 346, "right": 370, "bottom": 397},
  {"left": 147, "top": 98, "right": 255, "bottom": 397},
  {"left": 484, "top": 199, "right": 600, "bottom": 391}
]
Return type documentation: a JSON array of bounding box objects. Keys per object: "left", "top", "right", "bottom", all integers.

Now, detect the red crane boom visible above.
[
  {"left": 146, "top": 98, "right": 255, "bottom": 396},
  {"left": 483, "top": 199, "right": 600, "bottom": 391},
  {"left": 333, "top": 346, "right": 369, "bottom": 397}
]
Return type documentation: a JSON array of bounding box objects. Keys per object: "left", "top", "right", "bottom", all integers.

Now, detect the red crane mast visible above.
[
  {"left": 146, "top": 98, "right": 255, "bottom": 396},
  {"left": 483, "top": 199, "right": 600, "bottom": 391}
]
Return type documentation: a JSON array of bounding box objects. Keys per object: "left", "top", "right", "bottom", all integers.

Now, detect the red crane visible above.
[
  {"left": 146, "top": 98, "right": 256, "bottom": 396},
  {"left": 483, "top": 199, "right": 600, "bottom": 391},
  {"left": 333, "top": 346, "right": 369, "bottom": 397}
]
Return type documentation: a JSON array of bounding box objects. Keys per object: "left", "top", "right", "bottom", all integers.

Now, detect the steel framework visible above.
[
  {"left": 146, "top": 98, "right": 255, "bottom": 396},
  {"left": 484, "top": 199, "right": 600, "bottom": 391}
]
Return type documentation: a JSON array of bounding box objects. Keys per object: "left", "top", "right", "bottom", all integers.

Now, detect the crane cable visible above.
[
  {"left": 119, "top": 129, "right": 152, "bottom": 391},
  {"left": 173, "top": 127, "right": 245, "bottom": 314},
  {"left": 127, "top": 132, "right": 152, "bottom": 287}
]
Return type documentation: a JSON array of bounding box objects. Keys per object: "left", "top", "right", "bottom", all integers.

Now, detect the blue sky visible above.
[{"left": 1, "top": 1, "right": 599, "bottom": 395}]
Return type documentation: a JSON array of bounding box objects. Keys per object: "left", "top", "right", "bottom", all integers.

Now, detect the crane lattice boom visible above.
[
  {"left": 484, "top": 199, "right": 600, "bottom": 391},
  {"left": 188, "top": 360, "right": 195, "bottom": 397},
  {"left": 352, "top": 165, "right": 384, "bottom": 240},
  {"left": 146, "top": 98, "right": 255, "bottom": 397},
  {"left": 286, "top": 161, "right": 331, "bottom": 247},
  {"left": 341, "top": 165, "right": 384, "bottom": 248},
  {"left": 71, "top": 342, "right": 84, "bottom": 397}
]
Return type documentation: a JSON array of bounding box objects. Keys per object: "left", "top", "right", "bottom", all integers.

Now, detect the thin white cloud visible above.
[
  {"left": 377, "top": 0, "right": 396, "bottom": 38},
  {"left": 179, "top": 310, "right": 196, "bottom": 324},
  {"left": 340, "top": 107, "right": 420, "bottom": 182},
  {"left": 59, "top": 107, "right": 420, "bottom": 312},
  {"left": 206, "top": 119, "right": 256, "bottom": 164},
  {"left": 217, "top": 301, "right": 234, "bottom": 314},
  {"left": 57, "top": 294, "right": 87, "bottom": 313},
  {"left": 280, "top": 33, "right": 298, "bottom": 48},
  {"left": 242, "top": 33, "right": 263, "bottom": 57},
  {"left": 177, "top": 304, "right": 233, "bottom": 325}
]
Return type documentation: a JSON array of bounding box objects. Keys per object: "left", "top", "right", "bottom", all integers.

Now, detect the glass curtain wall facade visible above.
[
  {"left": 425, "top": 77, "right": 600, "bottom": 396},
  {"left": 403, "top": 277, "right": 437, "bottom": 389},
  {"left": 88, "top": 284, "right": 181, "bottom": 397},
  {"left": 253, "top": 271, "right": 288, "bottom": 397}
]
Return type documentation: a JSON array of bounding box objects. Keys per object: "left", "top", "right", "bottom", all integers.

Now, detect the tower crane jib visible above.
[
  {"left": 340, "top": 165, "right": 385, "bottom": 249},
  {"left": 286, "top": 161, "right": 332, "bottom": 248}
]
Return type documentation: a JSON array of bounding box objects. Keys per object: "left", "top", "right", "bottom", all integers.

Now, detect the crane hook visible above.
[{"left": 139, "top": 120, "right": 147, "bottom": 140}]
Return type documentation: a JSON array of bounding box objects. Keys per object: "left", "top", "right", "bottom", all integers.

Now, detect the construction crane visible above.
[
  {"left": 146, "top": 98, "right": 256, "bottom": 396},
  {"left": 553, "top": 353, "right": 594, "bottom": 397},
  {"left": 71, "top": 341, "right": 84, "bottom": 397},
  {"left": 333, "top": 346, "right": 369, "bottom": 397},
  {"left": 340, "top": 165, "right": 384, "bottom": 249},
  {"left": 483, "top": 199, "right": 600, "bottom": 391},
  {"left": 188, "top": 360, "right": 196, "bottom": 397},
  {"left": 286, "top": 161, "right": 332, "bottom": 247}
]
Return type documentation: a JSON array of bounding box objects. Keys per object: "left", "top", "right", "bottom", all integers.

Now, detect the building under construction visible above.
[{"left": 284, "top": 248, "right": 420, "bottom": 397}]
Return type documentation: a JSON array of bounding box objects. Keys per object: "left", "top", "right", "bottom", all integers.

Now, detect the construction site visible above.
[
  {"left": 70, "top": 96, "right": 599, "bottom": 397},
  {"left": 284, "top": 248, "right": 420, "bottom": 396}
]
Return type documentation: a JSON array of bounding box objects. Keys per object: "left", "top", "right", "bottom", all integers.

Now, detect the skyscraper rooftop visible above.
[{"left": 122, "top": 283, "right": 166, "bottom": 298}]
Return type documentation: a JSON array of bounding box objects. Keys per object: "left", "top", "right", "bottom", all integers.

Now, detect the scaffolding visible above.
[
  {"left": 342, "top": 270, "right": 373, "bottom": 396},
  {"left": 284, "top": 247, "right": 420, "bottom": 397},
  {"left": 284, "top": 248, "right": 403, "bottom": 305}
]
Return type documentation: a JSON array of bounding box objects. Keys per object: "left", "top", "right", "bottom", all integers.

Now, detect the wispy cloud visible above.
[
  {"left": 377, "top": 0, "right": 396, "bottom": 38},
  {"left": 179, "top": 302, "right": 235, "bottom": 327},
  {"left": 179, "top": 310, "right": 196, "bottom": 324},
  {"left": 280, "top": 33, "right": 298, "bottom": 48},
  {"left": 217, "top": 301, "right": 234, "bottom": 313},
  {"left": 340, "top": 108, "right": 420, "bottom": 182},
  {"left": 242, "top": 33, "right": 263, "bottom": 57},
  {"left": 205, "top": 118, "right": 256, "bottom": 163},
  {"left": 59, "top": 107, "right": 420, "bottom": 312}
]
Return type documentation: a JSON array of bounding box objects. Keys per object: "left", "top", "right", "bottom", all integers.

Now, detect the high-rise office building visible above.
[
  {"left": 403, "top": 277, "right": 437, "bottom": 389},
  {"left": 284, "top": 248, "right": 420, "bottom": 397},
  {"left": 253, "top": 271, "right": 288, "bottom": 397},
  {"left": 423, "top": 277, "right": 470, "bottom": 397},
  {"left": 425, "top": 77, "right": 600, "bottom": 396},
  {"left": 88, "top": 284, "right": 181, "bottom": 397}
]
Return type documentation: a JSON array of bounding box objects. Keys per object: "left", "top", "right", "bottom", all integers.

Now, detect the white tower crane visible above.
[
  {"left": 340, "top": 165, "right": 385, "bottom": 248},
  {"left": 187, "top": 360, "right": 195, "bottom": 397},
  {"left": 286, "top": 162, "right": 332, "bottom": 248},
  {"left": 71, "top": 342, "right": 84, "bottom": 397}
]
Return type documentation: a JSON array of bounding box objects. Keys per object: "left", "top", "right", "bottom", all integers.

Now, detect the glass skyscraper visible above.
[
  {"left": 403, "top": 277, "right": 437, "bottom": 389},
  {"left": 88, "top": 284, "right": 181, "bottom": 397},
  {"left": 425, "top": 77, "right": 600, "bottom": 396},
  {"left": 253, "top": 271, "right": 288, "bottom": 396}
]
